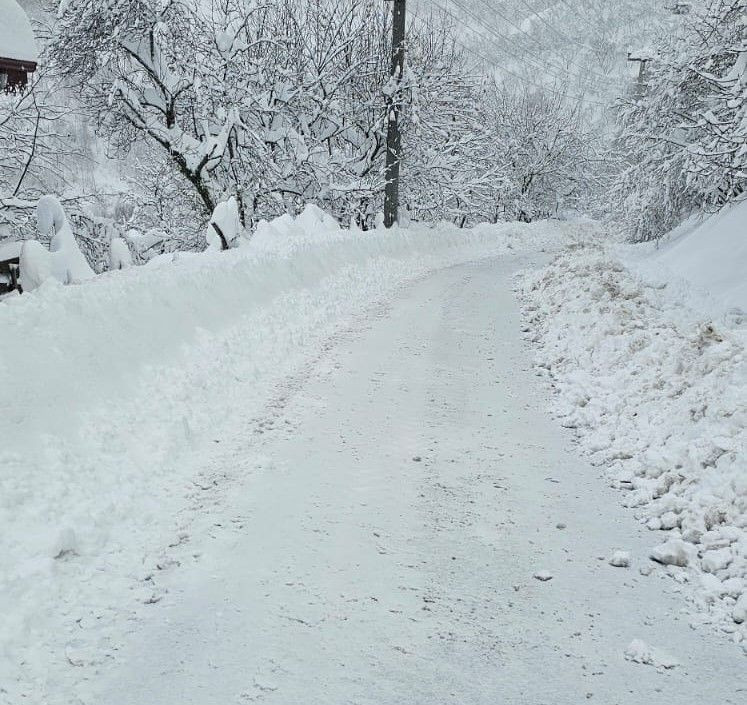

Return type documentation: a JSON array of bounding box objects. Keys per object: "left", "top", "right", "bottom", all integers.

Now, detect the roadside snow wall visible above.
[{"left": 619, "top": 199, "right": 747, "bottom": 322}]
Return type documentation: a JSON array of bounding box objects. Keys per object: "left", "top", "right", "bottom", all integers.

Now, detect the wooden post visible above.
[{"left": 384, "top": 0, "right": 406, "bottom": 229}]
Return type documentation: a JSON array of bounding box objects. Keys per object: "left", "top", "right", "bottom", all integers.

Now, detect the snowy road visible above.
[{"left": 94, "top": 257, "right": 744, "bottom": 705}]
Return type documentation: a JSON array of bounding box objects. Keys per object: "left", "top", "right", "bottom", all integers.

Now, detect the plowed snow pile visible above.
[{"left": 519, "top": 225, "right": 747, "bottom": 649}]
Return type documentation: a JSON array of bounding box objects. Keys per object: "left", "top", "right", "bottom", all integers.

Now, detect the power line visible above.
[
  {"left": 555, "top": 0, "right": 602, "bottom": 27},
  {"left": 427, "top": 0, "right": 614, "bottom": 107},
  {"left": 449, "top": 0, "right": 619, "bottom": 90},
  {"left": 435, "top": 7, "right": 604, "bottom": 105},
  {"left": 512, "top": 0, "right": 596, "bottom": 54},
  {"left": 470, "top": 0, "right": 611, "bottom": 83}
]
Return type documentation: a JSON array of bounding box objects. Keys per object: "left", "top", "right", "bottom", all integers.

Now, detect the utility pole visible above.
[
  {"left": 627, "top": 50, "right": 652, "bottom": 99},
  {"left": 384, "top": 0, "right": 406, "bottom": 229}
]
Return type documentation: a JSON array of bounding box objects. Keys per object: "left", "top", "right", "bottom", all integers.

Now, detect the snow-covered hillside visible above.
[{"left": 621, "top": 199, "right": 747, "bottom": 322}]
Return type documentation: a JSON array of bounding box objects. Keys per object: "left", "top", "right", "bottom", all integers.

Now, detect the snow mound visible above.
[
  {"left": 19, "top": 239, "right": 53, "bottom": 290},
  {"left": 620, "top": 199, "right": 747, "bottom": 322},
  {"left": 110, "top": 237, "right": 132, "bottom": 270},
  {"left": 624, "top": 639, "right": 679, "bottom": 670},
  {"left": 207, "top": 196, "right": 245, "bottom": 250},
  {"left": 519, "top": 233, "right": 747, "bottom": 650},
  {"left": 21, "top": 195, "right": 95, "bottom": 290},
  {"left": 250, "top": 204, "right": 344, "bottom": 255}
]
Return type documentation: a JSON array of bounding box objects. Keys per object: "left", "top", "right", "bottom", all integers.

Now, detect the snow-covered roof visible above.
[{"left": 0, "top": 0, "right": 39, "bottom": 65}]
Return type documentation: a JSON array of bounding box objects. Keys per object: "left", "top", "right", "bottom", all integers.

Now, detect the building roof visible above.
[{"left": 0, "top": 0, "right": 39, "bottom": 66}]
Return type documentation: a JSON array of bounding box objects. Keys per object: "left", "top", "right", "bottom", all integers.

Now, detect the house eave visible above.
[{"left": 0, "top": 56, "right": 38, "bottom": 73}]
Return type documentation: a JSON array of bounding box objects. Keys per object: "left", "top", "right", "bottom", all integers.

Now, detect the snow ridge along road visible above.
[
  {"left": 92, "top": 256, "right": 743, "bottom": 704},
  {"left": 520, "top": 236, "right": 747, "bottom": 647}
]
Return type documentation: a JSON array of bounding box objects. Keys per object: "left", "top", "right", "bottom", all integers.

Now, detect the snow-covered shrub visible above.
[
  {"left": 37, "top": 194, "right": 68, "bottom": 239},
  {"left": 109, "top": 237, "right": 133, "bottom": 270},
  {"left": 19, "top": 239, "right": 52, "bottom": 291},
  {"left": 33, "top": 195, "right": 94, "bottom": 287},
  {"left": 206, "top": 197, "right": 244, "bottom": 251},
  {"left": 124, "top": 228, "right": 166, "bottom": 264}
]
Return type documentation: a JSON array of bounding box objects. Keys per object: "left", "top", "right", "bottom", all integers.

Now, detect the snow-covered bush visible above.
[
  {"left": 207, "top": 197, "right": 244, "bottom": 251},
  {"left": 19, "top": 239, "right": 52, "bottom": 291},
  {"left": 19, "top": 195, "right": 95, "bottom": 290},
  {"left": 124, "top": 228, "right": 167, "bottom": 264},
  {"left": 110, "top": 237, "right": 133, "bottom": 270}
]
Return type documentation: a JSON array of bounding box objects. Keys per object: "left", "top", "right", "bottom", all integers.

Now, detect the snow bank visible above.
[
  {"left": 619, "top": 199, "right": 747, "bottom": 322},
  {"left": 0, "top": 212, "right": 564, "bottom": 701},
  {"left": 251, "top": 203, "right": 345, "bottom": 256},
  {"left": 519, "top": 233, "right": 747, "bottom": 651}
]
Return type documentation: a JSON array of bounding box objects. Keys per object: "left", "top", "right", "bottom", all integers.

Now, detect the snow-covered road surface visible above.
[{"left": 93, "top": 257, "right": 744, "bottom": 705}]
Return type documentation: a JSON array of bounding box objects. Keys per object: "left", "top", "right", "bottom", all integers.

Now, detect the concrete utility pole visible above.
[
  {"left": 627, "top": 50, "right": 652, "bottom": 99},
  {"left": 384, "top": 0, "right": 406, "bottom": 229}
]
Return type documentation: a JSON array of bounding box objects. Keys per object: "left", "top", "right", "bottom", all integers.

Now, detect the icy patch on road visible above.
[{"left": 518, "top": 236, "right": 747, "bottom": 651}]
